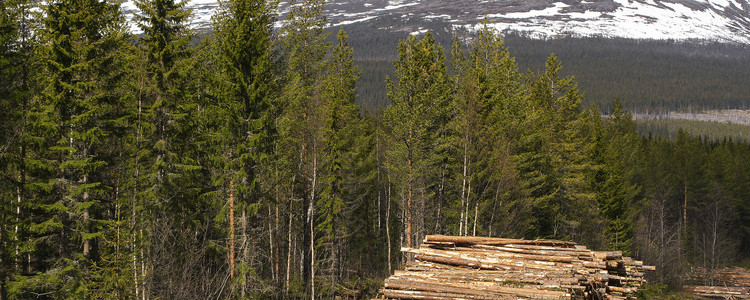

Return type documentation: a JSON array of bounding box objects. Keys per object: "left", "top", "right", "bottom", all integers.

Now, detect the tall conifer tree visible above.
[
  {"left": 385, "top": 31, "right": 450, "bottom": 249},
  {"left": 0, "top": 0, "right": 36, "bottom": 297},
  {"left": 317, "top": 28, "right": 360, "bottom": 288},
  {"left": 279, "top": 0, "right": 329, "bottom": 297},
  {"left": 211, "top": 0, "right": 277, "bottom": 295},
  {"left": 450, "top": 23, "right": 523, "bottom": 237},
  {"left": 596, "top": 100, "right": 640, "bottom": 253},
  {"left": 134, "top": 0, "right": 203, "bottom": 297},
  {"left": 6, "top": 0, "right": 127, "bottom": 297}
]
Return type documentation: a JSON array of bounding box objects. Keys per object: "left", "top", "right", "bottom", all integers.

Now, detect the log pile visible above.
[
  {"left": 376, "top": 235, "right": 655, "bottom": 300},
  {"left": 685, "top": 266, "right": 750, "bottom": 299},
  {"left": 683, "top": 286, "right": 750, "bottom": 299}
]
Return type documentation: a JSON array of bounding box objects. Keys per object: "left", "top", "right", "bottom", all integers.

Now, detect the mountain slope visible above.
[{"left": 121, "top": 0, "right": 750, "bottom": 44}]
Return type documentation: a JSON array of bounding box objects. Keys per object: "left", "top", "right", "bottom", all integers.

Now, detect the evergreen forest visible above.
[{"left": 1, "top": 0, "right": 749, "bottom": 298}]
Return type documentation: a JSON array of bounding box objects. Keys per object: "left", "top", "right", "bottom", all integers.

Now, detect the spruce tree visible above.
[
  {"left": 520, "top": 54, "right": 599, "bottom": 242},
  {"left": 211, "top": 0, "right": 277, "bottom": 295},
  {"left": 317, "top": 28, "right": 360, "bottom": 289},
  {"left": 134, "top": 0, "right": 203, "bottom": 297},
  {"left": 0, "top": 0, "right": 35, "bottom": 297},
  {"left": 595, "top": 100, "right": 640, "bottom": 253},
  {"left": 279, "top": 0, "right": 330, "bottom": 297},
  {"left": 5, "top": 0, "right": 127, "bottom": 297}
]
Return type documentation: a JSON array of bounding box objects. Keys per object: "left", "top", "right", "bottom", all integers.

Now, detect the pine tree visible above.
[
  {"left": 449, "top": 22, "right": 524, "bottom": 237},
  {"left": 385, "top": 31, "right": 451, "bottom": 249}
]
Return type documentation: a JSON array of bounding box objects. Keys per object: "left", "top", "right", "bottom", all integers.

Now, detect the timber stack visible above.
[
  {"left": 376, "top": 235, "right": 655, "bottom": 300},
  {"left": 685, "top": 266, "right": 750, "bottom": 299}
]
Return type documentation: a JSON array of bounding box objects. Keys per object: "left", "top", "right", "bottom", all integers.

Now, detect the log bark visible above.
[{"left": 379, "top": 235, "right": 654, "bottom": 300}]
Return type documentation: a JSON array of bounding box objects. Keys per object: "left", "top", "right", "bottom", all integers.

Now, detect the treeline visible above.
[
  {"left": 505, "top": 35, "right": 750, "bottom": 112},
  {"left": 1, "top": 0, "right": 749, "bottom": 299},
  {"left": 636, "top": 118, "right": 750, "bottom": 142},
  {"left": 345, "top": 21, "right": 750, "bottom": 112}
]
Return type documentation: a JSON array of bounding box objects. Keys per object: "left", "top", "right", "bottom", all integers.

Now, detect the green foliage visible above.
[
  {"left": 5, "top": 0, "right": 131, "bottom": 297},
  {"left": 2, "top": 4, "right": 750, "bottom": 298},
  {"left": 596, "top": 100, "right": 641, "bottom": 254},
  {"left": 0, "top": 1, "right": 36, "bottom": 293},
  {"left": 636, "top": 118, "right": 750, "bottom": 142},
  {"left": 517, "top": 53, "right": 600, "bottom": 243},
  {"left": 7, "top": 258, "right": 88, "bottom": 299},
  {"left": 211, "top": 0, "right": 276, "bottom": 195},
  {"left": 384, "top": 31, "right": 451, "bottom": 247},
  {"left": 317, "top": 28, "right": 360, "bottom": 244},
  {"left": 208, "top": 1, "right": 278, "bottom": 294},
  {"left": 634, "top": 282, "right": 677, "bottom": 299}
]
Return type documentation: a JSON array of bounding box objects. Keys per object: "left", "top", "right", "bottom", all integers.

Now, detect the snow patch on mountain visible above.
[
  {"left": 120, "top": 0, "right": 750, "bottom": 44},
  {"left": 468, "top": 0, "right": 748, "bottom": 43}
]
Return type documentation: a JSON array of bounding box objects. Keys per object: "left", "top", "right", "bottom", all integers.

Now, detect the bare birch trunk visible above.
[
  {"left": 132, "top": 81, "right": 143, "bottom": 300},
  {"left": 275, "top": 198, "right": 280, "bottom": 286},
  {"left": 241, "top": 208, "right": 249, "bottom": 297},
  {"left": 377, "top": 134, "right": 382, "bottom": 231},
  {"left": 406, "top": 153, "right": 413, "bottom": 250},
  {"left": 83, "top": 175, "right": 90, "bottom": 257},
  {"left": 460, "top": 135, "right": 468, "bottom": 236},
  {"left": 268, "top": 203, "right": 275, "bottom": 281},
  {"left": 229, "top": 178, "right": 235, "bottom": 280},
  {"left": 310, "top": 153, "right": 317, "bottom": 300},
  {"left": 473, "top": 199, "right": 479, "bottom": 237},
  {"left": 286, "top": 194, "right": 293, "bottom": 293},
  {"left": 15, "top": 187, "right": 21, "bottom": 270},
  {"left": 386, "top": 180, "right": 392, "bottom": 274}
]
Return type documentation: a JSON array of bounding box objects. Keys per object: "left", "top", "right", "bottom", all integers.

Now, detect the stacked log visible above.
[
  {"left": 715, "top": 267, "right": 750, "bottom": 287},
  {"left": 685, "top": 266, "right": 750, "bottom": 298},
  {"left": 683, "top": 286, "right": 750, "bottom": 299},
  {"left": 376, "top": 235, "right": 654, "bottom": 300}
]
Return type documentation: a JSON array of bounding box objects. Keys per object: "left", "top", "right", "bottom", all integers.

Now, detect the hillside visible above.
[{"left": 123, "top": 0, "right": 750, "bottom": 44}]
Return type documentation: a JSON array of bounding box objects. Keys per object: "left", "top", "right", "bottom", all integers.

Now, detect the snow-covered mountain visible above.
[{"left": 122, "top": 0, "right": 750, "bottom": 44}]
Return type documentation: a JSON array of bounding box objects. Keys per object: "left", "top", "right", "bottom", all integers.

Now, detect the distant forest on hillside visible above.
[{"left": 342, "top": 21, "right": 750, "bottom": 113}]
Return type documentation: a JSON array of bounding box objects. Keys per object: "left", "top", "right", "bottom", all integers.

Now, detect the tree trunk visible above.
[
  {"left": 83, "top": 172, "right": 90, "bottom": 257},
  {"left": 309, "top": 153, "right": 317, "bottom": 300},
  {"left": 132, "top": 78, "right": 143, "bottom": 300},
  {"left": 460, "top": 133, "right": 469, "bottom": 236},
  {"left": 240, "top": 208, "right": 248, "bottom": 297},
  {"left": 15, "top": 188, "right": 21, "bottom": 271},
  {"left": 436, "top": 162, "right": 447, "bottom": 234},
  {"left": 377, "top": 132, "right": 382, "bottom": 232},
  {"left": 229, "top": 178, "right": 235, "bottom": 280},
  {"left": 286, "top": 188, "right": 294, "bottom": 293},
  {"left": 302, "top": 149, "right": 311, "bottom": 295},
  {"left": 268, "top": 203, "right": 275, "bottom": 281},
  {"left": 407, "top": 155, "right": 413, "bottom": 249},
  {"left": 386, "top": 180, "right": 392, "bottom": 274},
  {"left": 275, "top": 196, "right": 281, "bottom": 287},
  {"left": 473, "top": 197, "right": 479, "bottom": 237},
  {"left": 683, "top": 182, "right": 688, "bottom": 238}
]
